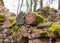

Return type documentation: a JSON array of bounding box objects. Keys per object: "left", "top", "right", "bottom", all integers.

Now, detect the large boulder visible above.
[{"left": 25, "top": 12, "right": 36, "bottom": 25}]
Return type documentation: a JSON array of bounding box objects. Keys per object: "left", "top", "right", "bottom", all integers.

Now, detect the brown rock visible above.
[
  {"left": 3, "top": 19, "right": 11, "bottom": 28},
  {"left": 55, "top": 39, "right": 60, "bottom": 43},
  {"left": 4, "top": 39, "right": 11, "bottom": 43},
  {"left": 0, "top": 26, "right": 4, "bottom": 31},
  {"left": 3, "top": 29, "right": 12, "bottom": 36},
  {"left": 0, "top": 39, "right": 4, "bottom": 43},
  {"left": 5, "top": 11, "right": 15, "bottom": 18},
  {"left": 18, "top": 26, "right": 29, "bottom": 37},
  {"left": 48, "top": 33, "right": 57, "bottom": 38},
  {"left": 29, "top": 38, "right": 49, "bottom": 43},
  {"left": 25, "top": 12, "right": 36, "bottom": 25},
  {"left": 48, "top": 8, "right": 58, "bottom": 13},
  {"left": 0, "top": 5, "right": 15, "bottom": 18},
  {"left": 37, "top": 22, "right": 50, "bottom": 29},
  {"left": 0, "top": 2, "right": 3, "bottom": 6},
  {"left": 28, "top": 28, "right": 42, "bottom": 39}
]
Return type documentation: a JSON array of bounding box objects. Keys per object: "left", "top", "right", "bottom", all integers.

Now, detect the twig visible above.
[
  {"left": 17, "top": 0, "right": 20, "bottom": 14},
  {"left": 20, "top": 0, "right": 24, "bottom": 11},
  {"left": 33, "top": 0, "right": 37, "bottom": 11},
  {"left": 26, "top": 0, "right": 29, "bottom": 12}
]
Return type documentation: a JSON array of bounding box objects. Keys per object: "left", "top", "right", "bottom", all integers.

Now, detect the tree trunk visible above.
[
  {"left": 29, "top": 0, "right": 32, "bottom": 11},
  {"left": 33, "top": 0, "right": 37, "bottom": 11},
  {"left": 58, "top": 0, "right": 60, "bottom": 9},
  {"left": 26, "top": 0, "right": 29, "bottom": 12},
  {"left": 40, "top": 0, "right": 43, "bottom": 8}
]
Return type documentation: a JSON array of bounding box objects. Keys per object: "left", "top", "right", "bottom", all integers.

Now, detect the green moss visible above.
[
  {"left": 0, "top": 19, "right": 4, "bottom": 22},
  {"left": 47, "top": 22, "right": 60, "bottom": 33},
  {"left": 0, "top": 13, "right": 4, "bottom": 17},
  {"left": 40, "top": 31, "right": 47, "bottom": 37},
  {"left": 39, "top": 21, "right": 60, "bottom": 37},
  {"left": 0, "top": 18, "right": 4, "bottom": 21},
  {"left": 7, "top": 35, "right": 14, "bottom": 39},
  {"left": 32, "top": 12, "right": 44, "bottom": 24},
  {"left": 40, "top": 6, "right": 50, "bottom": 11},
  {"left": 8, "top": 16, "right": 16, "bottom": 23},
  {"left": 8, "top": 16, "right": 19, "bottom": 32},
  {"left": 31, "top": 29, "right": 36, "bottom": 33},
  {"left": 11, "top": 25, "right": 19, "bottom": 33},
  {"left": 44, "top": 19, "right": 48, "bottom": 22},
  {"left": 0, "top": 0, "right": 3, "bottom": 2},
  {"left": 10, "top": 20, "right": 16, "bottom": 26},
  {"left": 15, "top": 25, "right": 19, "bottom": 31},
  {"left": 40, "top": 7, "right": 43, "bottom": 11},
  {"left": 0, "top": 13, "right": 4, "bottom": 22},
  {"left": 8, "top": 16, "right": 16, "bottom": 27}
]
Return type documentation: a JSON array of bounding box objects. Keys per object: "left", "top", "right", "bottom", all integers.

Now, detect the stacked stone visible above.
[
  {"left": 0, "top": 3, "right": 15, "bottom": 43},
  {"left": 0, "top": 3, "right": 60, "bottom": 43}
]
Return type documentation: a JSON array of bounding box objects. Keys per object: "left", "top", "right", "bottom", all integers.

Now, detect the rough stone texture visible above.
[
  {"left": 3, "top": 19, "right": 11, "bottom": 28},
  {"left": 18, "top": 26, "right": 29, "bottom": 37},
  {"left": 29, "top": 38, "right": 50, "bottom": 43},
  {"left": 0, "top": 3, "right": 60, "bottom": 43},
  {"left": 37, "top": 8, "right": 59, "bottom": 22},
  {"left": 0, "top": 39, "right": 4, "bottom": 43},
  {"left": 4, "top": 39, "right": 11, "bottom": 43},
  {"left": 16, "top": 11, "right": 24, "bottom": 25},
  {"left": 25, "top": 12, "right": 36, "bottom": 25},
  {"left": 3, "top": 29, "right": 12, "bottom": 36},
  {"left": 52, "top": 39, "right": 60, "bottom": 43},
  {"left": 28, "top": 29, "right": 42, "bottom": 39}
]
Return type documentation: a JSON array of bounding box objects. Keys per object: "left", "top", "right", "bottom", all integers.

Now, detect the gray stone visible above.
[
  {"left": 16, "top": 11, "right": 24, "bottom": 25},
  {"left": 3, "top": 29, "right": 12, "bottom": 36}
]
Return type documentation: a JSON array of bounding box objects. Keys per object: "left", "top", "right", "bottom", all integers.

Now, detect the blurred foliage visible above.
[
  {"left": 40, "top": 31, "right": 47, "bottom": 37},
  {"left": 47, "top": 21, "right": 60, "bottom": 33},
  {"left": 0, "top": 13, "right": 4, "bottom": 22},
  {"left": 8, "top": 16, "right": 19, "bottom": 33},
  {"left": 8, "top": 16, "right": 16, "bottom": 23},
  {"left": 0, "top": 0, "right": 3, "bottom": 2}
]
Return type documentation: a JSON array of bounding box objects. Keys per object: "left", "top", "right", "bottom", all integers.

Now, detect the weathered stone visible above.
[
  {"left": 0, "top": 39, "right": 3, "bottom": 43},
  {"left": 0, "top": 33, "right": 7, "bottom": 39},
  {"left": 16, "top": 11, "right": 24, "bottom": 25},
  {"left": 10, "top": 39, "right": 15, "bottom": 43},
  {"left": 29, "top": 38, "right": 49, "bottom": 43},
  {"left": 18, "top": 26, "right": 29, "bottom": 37},
  {"left": 4, "top": 39, "right": 11, "bottom": 43},
  {"left": 3, "top": 19, "right": 11, "bottom": 28},
  {"left": 25, "top": 24, "right": 31, "bottom": 28},
  {"left": 2, "top": 34, "right": 7, "bottom": 39},
  {"left": 3, "top": 29, "right": 12, "bottom": 36},
  {"left": 48, "top": 12, "right": 59, "bottom": 22},
  {"left": 28, "top": 29, "right": 42, "bottom": 39},
  {"left": 53, "top": 39, "right": 60, "bottom": 43},
  {"left": 14, "top": 38, "right": 22, "bottom": 43},
  {"left": 25, "top": 12, "right": 36, "bottom": 25},
  {"left": 48, "top": 33, "right": 57, "bottom": 38},
  {"left": 37, "top": 8, "right": 59, "bottom": 22},
  {"left": 48, "top": 8, "right": 58, "bottom": 13},
  {"left": 0, "top": 26, "right": 4, "bottom": 31},
  {"left": 37, "top": 22, "right": 50, "bottom": 29},
  {"left": 57, "top": 29, "right": 60, "bottom": 36}
]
